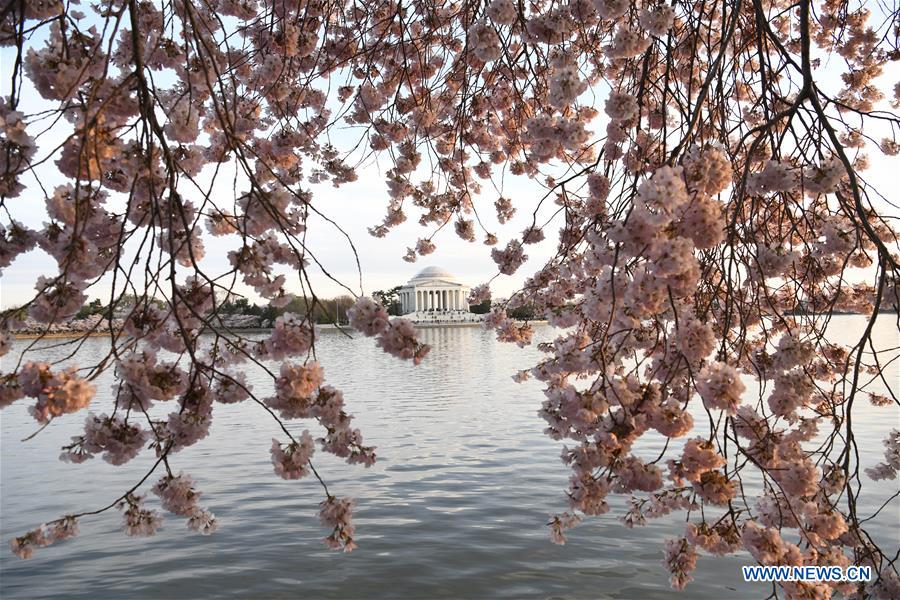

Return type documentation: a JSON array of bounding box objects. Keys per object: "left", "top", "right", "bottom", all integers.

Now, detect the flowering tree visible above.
[{"left": 1, "top": 0, "right": 899, "bottom": 596}]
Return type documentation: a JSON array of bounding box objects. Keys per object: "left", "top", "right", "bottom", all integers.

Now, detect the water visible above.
[{"left": 1, "top": 316, "right": 897, "bottom": 599}]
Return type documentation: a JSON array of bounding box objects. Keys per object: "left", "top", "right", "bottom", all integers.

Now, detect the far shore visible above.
[
  {"left": 13, "top": 311, "right": 888, "bottom": 341},
  {"left": 10, "top": 320, "right": 535, "bottom": 341}
]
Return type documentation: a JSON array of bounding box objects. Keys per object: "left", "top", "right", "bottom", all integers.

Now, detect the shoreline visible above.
[
  {"left": 10, "top": 320, "right": 518, "bottom": 340},
  {"left": 10, "top": 313, "right": 888, "bottom": 340},
  {"left": 8, "top": 312, "right": 886, "bottom": 341}
]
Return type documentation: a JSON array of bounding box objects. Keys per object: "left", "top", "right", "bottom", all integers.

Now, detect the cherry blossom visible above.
[
  {"left": 0, "top": 0, "right": 896, "bottom": 591},
  {"left": 271, "top": 433, "right": 316, "bottom": 480}
]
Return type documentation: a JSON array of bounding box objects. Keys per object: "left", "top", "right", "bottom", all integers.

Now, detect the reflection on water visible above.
[{"left": 1, "top": 317, "right": 897, "bottom": 599}]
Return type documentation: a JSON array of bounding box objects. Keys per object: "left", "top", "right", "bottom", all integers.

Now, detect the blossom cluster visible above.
[
  {"left": 119, "top": 495, "right": 164, "bottom": 537},
  {"left": 266, "top": 363, "right": 376, "bottom": 468},
  {"left": 152, "top": 474, "right": 219, "bottom": 535},
  {"left": 348, "top": 297, "right": 430, "bottom": 365},
  {"left": 271, "top": 432, "right": 316, "bottom": 480},
  {"left": 6, "top": 362, "right": 96, "bottom": 423},
  {"left": 9, "top": 518, "right": 79, "bottom": 559},
  {"left": 319, "top": 496, "right": 356, "bottom": 552},
  {"left": 60, "top": 413, "right": 149, "bottom": 465}
]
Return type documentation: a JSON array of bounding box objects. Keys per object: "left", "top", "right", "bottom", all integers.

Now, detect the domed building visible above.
[{"left": 397, "top": 266, "right": 470, "bottom": 315}]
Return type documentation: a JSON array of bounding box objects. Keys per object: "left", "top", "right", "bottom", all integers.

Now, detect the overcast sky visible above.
[
  {"left": 1, "top": 36, "right": 897, "bottom": 310},
  {"left": 0, "top": 97, "right": 563, "bottom": 308}
]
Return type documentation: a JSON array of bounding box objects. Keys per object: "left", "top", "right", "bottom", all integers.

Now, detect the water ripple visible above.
[{"left": 1, "top": 318, "right": 897, "bottom": 599}]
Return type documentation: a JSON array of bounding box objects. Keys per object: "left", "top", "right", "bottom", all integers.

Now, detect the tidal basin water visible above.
[{"left": 1, "top": 316, "right": 898, "bottom": 599}]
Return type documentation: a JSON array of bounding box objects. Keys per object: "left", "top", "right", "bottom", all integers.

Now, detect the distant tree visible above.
[
  {"left": 469, "top": 299, "right": 491, "bottom": 315},
  {"left": 333, "top": 296, "right": 355, "bottom": 324},
  {"left": 75, "top": 298, "right": 105, "bottom": 319},
  {"left": 508, "top": 305, "right": 536, "bottom": 321},
  {"left": 218, "top": 297, "right": 250, "bottom": 315},
  {"left": 280, "top": 296, "right": 309, "bottom": 317},
  {"left": 373, "top": 286, "right": 403, "bottom": 316},
  {"left": 307, "top": 295, "right": 355, "bottom": 325}
]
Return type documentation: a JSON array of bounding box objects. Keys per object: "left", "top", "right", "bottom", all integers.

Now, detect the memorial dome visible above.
[{"left": 410, "top": 266, "right": 457, "bottom": 282}]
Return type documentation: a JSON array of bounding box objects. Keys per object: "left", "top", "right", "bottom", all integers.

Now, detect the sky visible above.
[
  {"left": 0, "top": 16, "right": 571, "bottom": 310},
  {"left": 0, "top": 81, "right": 563, "bottom": 308},
  {"left": 1, "top": 14, "right": 897, "bottom": 310},
  {"left": 0, "top": 159, "right": 563, "bottom": 307}
]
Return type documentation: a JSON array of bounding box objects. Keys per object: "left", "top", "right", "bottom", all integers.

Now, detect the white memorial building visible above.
[{"left": 397, "top": 266, "right": 471, "bottom": 316}]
